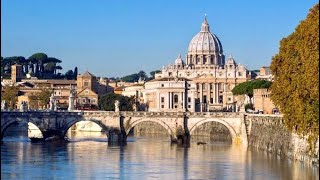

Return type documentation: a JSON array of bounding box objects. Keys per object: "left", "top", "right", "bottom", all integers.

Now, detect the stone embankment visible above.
[{"left": 245, "top": 114, "right": 319, "bottom": 166}]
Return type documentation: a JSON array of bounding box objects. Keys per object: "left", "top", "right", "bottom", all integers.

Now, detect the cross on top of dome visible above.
[{"left": 201, "top": 15, "right": 210, "bottom": 32}]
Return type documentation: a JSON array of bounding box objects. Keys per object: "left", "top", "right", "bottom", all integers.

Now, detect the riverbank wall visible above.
[{"left": 245, "top": 114, "right": 319, "bottom": 166}]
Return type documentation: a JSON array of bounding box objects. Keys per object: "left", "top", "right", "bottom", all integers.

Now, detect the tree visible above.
[
  {"left": 121, "top": 70, "right": 148, "bottom": 82},
  {"left": 38, "top": 89, "right": 52, "bottom": 108},
  {"left": 231, "top": 79, "right": 272, "bottom": 98},
  {"left": 1, "top": 86, "right": 20, "bottom": 109},
  {"left": 73, "top": 67, "right": 78, "bottom": 80},
  {"left": 99, "top": 93, "right": 135, "bottom": 111},
  {"left": 65, "top": 70, "right": 74, "bottom": 80},
  {"left": 270, "top": 4, "right": 319, "bottom": 146},
  {"left": 28, "top": 53, "right": 48, "bottom": 76},
  {"left": 149, "top": 70, "right": 161, "bottom": 80}
]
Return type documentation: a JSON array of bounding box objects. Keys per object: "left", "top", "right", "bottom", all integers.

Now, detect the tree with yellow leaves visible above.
[{"left": 270, "top": 4, "right": 319, "bottom": 146}]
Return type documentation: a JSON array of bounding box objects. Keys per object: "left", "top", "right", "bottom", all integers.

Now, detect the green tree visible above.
[
  {"left": 28, "top": 53, "right": 48, "bottom": 76},
  {"left": 99, "top": 93, "right": 135, "bottom": 111},
  {"left": 231, "top": 79, "right": 272, "bottom": 98},
  {"left": 65, "top": 70, "right": 74, "bottom": 80},
  {"left": 121, "top": 70, "right": 148, "bottom": 82},
  {"left": 38, "top": 89, "right": 52, "bottom": 108},
  {"left": 149, "top": 70, "right": 161, "bottom": 80},
  {"left": 1, "top": 86, "right": 20, "bottom": 109},
  {"left": 270, "top": 4, "right": 319, "bottom": 146},
  {"left": 73, "top": 67, "right": 78, "bottom": 80}
]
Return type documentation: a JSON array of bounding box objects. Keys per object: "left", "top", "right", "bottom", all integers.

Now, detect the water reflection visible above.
[{"left": 1, "top": 131, "right": 319, "bottom": 180}]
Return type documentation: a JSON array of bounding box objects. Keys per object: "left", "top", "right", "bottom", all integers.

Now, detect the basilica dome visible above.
[{"left": 186, "top": 16, "right": 225, "bottom": 66}]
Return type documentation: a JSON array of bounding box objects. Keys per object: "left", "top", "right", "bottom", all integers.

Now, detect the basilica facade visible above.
[{"left": 143, "top": 17, "right": 252, "bottom": 112}]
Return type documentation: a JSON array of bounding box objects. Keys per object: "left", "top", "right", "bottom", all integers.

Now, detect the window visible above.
[
  {"left": 161, "top": 97, "right": 165, "bottom": 103},
  {"left": 188, "top": 105, "right": 191, "bottom": 108},
  {"left": 210, "top": 57, "right": 214, "bottom": 64},
  {"left": 174, "top": 105, "right": 177, "bottom": 108},
  {"left": 219, "top": 96, "right": 223, "bottom": 103},
  {"left": 228, "top": 98, "right": 231, "bottom": 101},
  {"left": 169, "top": 72, "right": 172, "bottom": 76},
  {"left": 196, "top": 83, "right": 199, "bottom": 89},
  {"left": 188, "top": 97, "right": 191, "bottom": 103},
  {"left": 203, "top": 95, "right": 207, "bottom": 103},
  {"left": 161, "top": 84, "right": 164, "bottom": 87},
  {"left": 238, "top": 72, "right": 243, "bottom": 76},
  {"left": 84, "top": 81, "right": 89, "bottom": 87},
  {"left": 161, "top": 105, "right": 164, "bottom": 108},
  {"left": 174, "top": 95, "right": 178, "bottom": 103},
  {"left": 203, "top": 57, "right": 207, "bottom": 64},
  {"left": 85, "top": 90, "right": 89, "bottom": 94},
  {"left": 210, "top": 98, "right": 213, "bottom": 104}
]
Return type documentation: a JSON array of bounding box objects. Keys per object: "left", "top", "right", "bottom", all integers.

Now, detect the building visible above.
[
  {"left": 11, "top": 64, "right": 23, "bottom": 83},
  {"left": 144, "top": 16, "right": 251, "bottom": 112},
  {"left": 17, "top": 79, "right": 76, "bottom": 110},
  {"left": 253, "top": 88, "right": 278, "bottom": 114},
  {"left": 76, "top": 71, "right": 99, "bottom": 110},
  {"left": 256, "top": 66, "right": 273, "bottom": 81}
]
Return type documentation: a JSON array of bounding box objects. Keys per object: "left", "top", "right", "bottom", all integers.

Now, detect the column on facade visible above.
[
  {"left": 181, "top": 92, "right": 185, "bottom": 110},
  {"left": 168, "top": 92, "right": 171, "bottom": 109},
  {"left": 212, "top": 83, "right": 215, "bottom": 104},
  {"left": 215, "top": 83, "right": 218, "bottom": 103},
  {"left": 171, "top": 92, "right": 174, "bottom": 109},
  {"left": 200, "top": 83, "right": 203, "bottom": 112},
  {"left": 207, "top": 83, "right": 210, "bottom": 104}
]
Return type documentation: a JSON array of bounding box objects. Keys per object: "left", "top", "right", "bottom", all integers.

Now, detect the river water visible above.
[{"left": 1, "top": 131, "right": 318, "bottom": 180}]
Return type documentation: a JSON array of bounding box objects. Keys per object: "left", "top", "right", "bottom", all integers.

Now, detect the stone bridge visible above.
[{"left": 1, "top": 111, "right": 248, "bottom": 145}]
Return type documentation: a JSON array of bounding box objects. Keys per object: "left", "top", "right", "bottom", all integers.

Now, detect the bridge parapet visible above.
[
  {"left": 1, "top": 111, "right": 82, "bottom": 117},
  {"left": 187, "top": 112, "right": 242, "bottom": 118}
]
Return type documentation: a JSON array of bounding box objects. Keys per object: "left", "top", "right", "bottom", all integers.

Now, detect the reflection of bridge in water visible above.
[{"left": 1, "top": 111, "right": 248, "bottom": 145}]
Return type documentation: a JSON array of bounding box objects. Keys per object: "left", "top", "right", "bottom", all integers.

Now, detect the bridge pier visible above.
[
  {"left": 171, "top": 115, "right": 190, "bottom": 145},
  {"left": 108, "top": 128, "right": 127, "bottom": 145}
]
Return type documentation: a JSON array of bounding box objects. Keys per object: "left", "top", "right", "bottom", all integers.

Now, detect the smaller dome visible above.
[
  {"left": 226, "top": 55, "right": 236, "bottom": 65},
  {"left": 175, "top": 54, "right": 184, "bottom": 65}
]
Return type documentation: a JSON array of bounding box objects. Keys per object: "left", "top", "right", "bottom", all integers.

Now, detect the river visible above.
[{"left": 1, "top": 130, "right": 318, "bottom": 180}]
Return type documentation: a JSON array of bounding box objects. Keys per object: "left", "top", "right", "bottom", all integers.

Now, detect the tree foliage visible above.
[
  {"left": 99, "top": 93, "right": 135, "bottom": 111},
  {"left": 65, "top": 70, "right": 74, "bottom": 80},
  {"left": 270, "top": 4, "right": 319, "bottom": 143},
  {"left": 231, "top": 79, "right": 272, "bottom": 97},
  {"left": 121, "top": 70, "right": 148, "bottom": 82},
  {"left": 1, "top": 86, "right": 20, "bottom": 109},
  {"left": 28, "top": 88, "right": 52, "bottom": 109},
  {"left": 149, "top": 70, "right": 161, "bottom": 80}
]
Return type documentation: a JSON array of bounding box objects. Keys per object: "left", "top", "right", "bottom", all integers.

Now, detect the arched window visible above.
[{"left": 174, "top": 95, "right": 179, "bottom": 103}]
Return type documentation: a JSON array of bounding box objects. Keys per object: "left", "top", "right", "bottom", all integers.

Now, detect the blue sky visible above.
[{"left": 1, "top": 0, "right": 318, "bottom": 77}]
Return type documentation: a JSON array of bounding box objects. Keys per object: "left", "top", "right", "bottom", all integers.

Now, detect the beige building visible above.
[
  {"left": 253, "top": 88, "right": 278, "bottom": 114},
  {"left": 256, "top": 66, "right": 273, "bottom": 81},
  {"left": 17, "top": 79, "right": 76, "bottom": 109},
  {"left": 11, "top": 64, "right": 23, "bottom": 83},
  {"left": 76, "top": 71, "right": 99, "bottom": 110},
  {"left": 145, "top": 16, "right": 251, "bottom": 112}
]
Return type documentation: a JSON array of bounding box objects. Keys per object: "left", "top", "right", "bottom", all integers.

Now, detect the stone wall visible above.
[
  {"left": 246, "top": 114, "right": 319, "bottom": 166},
  {"left": 191, "top": 121, "right": 232, "bottom": 142},
  {"left": 130, "top": 122, "right": 169, "bottom": 135}
]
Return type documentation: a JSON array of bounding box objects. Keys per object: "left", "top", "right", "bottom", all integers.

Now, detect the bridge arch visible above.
[
  {"left": 1, "top": 118, "right": 44, "bottom": 140},
  {"left": 189, "top": 118, "right": 237, "bottom": 142},
  {"left": 63, "top": 118, "right": 111, "bottom": 137},
  {"left": 125, "top": 118, "right": 174, "bottom": 137}
]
